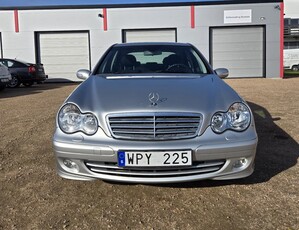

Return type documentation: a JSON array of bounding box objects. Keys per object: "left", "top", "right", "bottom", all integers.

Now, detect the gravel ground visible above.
[{"left": 0, "top": 78, "right": 298, "bottom": 230}]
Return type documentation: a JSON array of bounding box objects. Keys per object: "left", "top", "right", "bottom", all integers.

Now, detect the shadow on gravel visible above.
[
  {"left": 156, "top": 101, "right": 299, "bottom": 188},
  {"left": 0, "top": 83, "right": 79, "bottom": 99}
]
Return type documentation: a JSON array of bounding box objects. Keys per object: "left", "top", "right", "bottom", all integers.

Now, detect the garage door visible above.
[
  {"left": 37, "top": 32, "right": 90, "bottom": 81},
  {"left": 211, "top": 27, "right": 265, "bottom": 78},
  {"left": 123, "top": 29, "right": 176, "bottom": 43}
]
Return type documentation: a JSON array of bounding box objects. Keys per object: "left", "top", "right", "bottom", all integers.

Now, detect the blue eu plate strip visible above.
[{"left": 118, "top": 151, "right": 126, "bottom": 167}]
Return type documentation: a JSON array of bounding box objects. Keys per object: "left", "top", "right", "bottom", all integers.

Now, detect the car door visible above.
[{"left": 5, "top": 60, "right": 28, "bottom": 79}]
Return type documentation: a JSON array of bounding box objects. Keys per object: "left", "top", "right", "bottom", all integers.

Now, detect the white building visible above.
[{"left": 0, "top": 0, "right": 284, "bottom": 80}]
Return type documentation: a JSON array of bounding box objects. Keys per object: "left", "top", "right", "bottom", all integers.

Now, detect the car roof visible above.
[
  {"left": 113, "top": 42, "right": 192, "bottom": 47},
  {"left": 0, "top": 58, "right": 30, "bottom": 65}
]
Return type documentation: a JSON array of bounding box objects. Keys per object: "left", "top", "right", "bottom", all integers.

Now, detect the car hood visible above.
[{"left": 66, "top": 74, "right": 242, "bottom": 135}]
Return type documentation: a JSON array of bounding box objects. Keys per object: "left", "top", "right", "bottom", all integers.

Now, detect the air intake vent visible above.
[{"left": 85, "top": 160, "right": 226, "bottom": 178}]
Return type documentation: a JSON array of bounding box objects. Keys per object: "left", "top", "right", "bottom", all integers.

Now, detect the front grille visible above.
[
  {"left": 107, "top": 113, "right": 202, "bottom": 140},
  {"left": 85, "top": 160, "right": 226, "bottom": 178}
]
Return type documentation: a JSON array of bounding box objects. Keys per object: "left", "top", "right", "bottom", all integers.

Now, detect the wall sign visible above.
[{"left": 224, "top": 9, "right": 252, "bottom": 24}]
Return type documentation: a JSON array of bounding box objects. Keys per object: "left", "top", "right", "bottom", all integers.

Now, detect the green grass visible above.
[{"left": 284, "top": 70, "right": 299, "bottom": 78}]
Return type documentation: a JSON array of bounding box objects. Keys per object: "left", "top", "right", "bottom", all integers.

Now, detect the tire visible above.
[
  {"left": 291, "top": 65, "right": 299, "bottom": 71},
  {"left": 23, "top": 82, "right": 34, "bottom": 87},
  {"left": 7, "top": 75, "right": 21, "bottom": 88}
]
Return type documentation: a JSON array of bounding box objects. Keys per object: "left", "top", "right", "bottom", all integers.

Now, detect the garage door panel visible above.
[
  {"left": 42, "top": 62, "right": 88, "bottom": 69},
  {"left": 228, "top": 69, "right": 262, "bottom": 78},
  {"left": 40, "top": 40, "right": 87, "bottom": 47},
  {"left": 214, "top": 37, "right": 263, "bottom": 45},
  {"left": 218, "top": 62, "right": 263, "bottom": 77},
  {"left": 213, "top": 32, "right": 263, "bottom": 41},
  {"left": 124, "top": 29, "right": 176, "bottom": 43},
  {"left": 213, "top": 27, "right": 263, "bottom": 35},
  {"left": 42, "top": 55, "right": 89, "bottom": 63},
  {"left": 43, "top": 65, "right": 83, "bottom": 74},
  {"left": 40, "top": 47, "right": 89, "bottom": 55},
  {"left": 213, "top": 43, "right": 263, "bottom": 52},
  {"left": 214, "top": 52, "right": 263, "bottom": 60},
  {"left": 212, "top": 27, "right": 264, "bottom": 78},
  {"left": 218, "top": 60, "right": 263, "bottom": 67},
  {"left": 38, "top": 32, "right": 90, "bottom": 81}
]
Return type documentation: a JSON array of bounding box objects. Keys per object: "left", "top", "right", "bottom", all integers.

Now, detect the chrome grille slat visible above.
[
  {"left": 155, "top": 130, "right": 197, "bottom": 134},
  {"left": 85, "top": 160, "right": 226, "bottom": 177},
  {"left": 109, "top": 120, "right": 154, "bottom": 123},
  {"left": 110, "top": 125, "right": 153, "bottom": 129},
  {"left": 107, "top": 113, "right": 202, "bottom": 140},
  {"left": 155, "top": 125, "right": 198, "bottom": 128}
]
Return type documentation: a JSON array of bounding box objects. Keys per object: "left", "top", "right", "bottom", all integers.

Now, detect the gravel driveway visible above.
[{"left": 0, "top": 78, "right": 298, "bottom": 229}]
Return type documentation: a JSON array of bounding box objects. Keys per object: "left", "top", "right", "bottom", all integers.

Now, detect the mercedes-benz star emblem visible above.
[{"left": 148, "top": 92, "right": 160, "bottom": 106}]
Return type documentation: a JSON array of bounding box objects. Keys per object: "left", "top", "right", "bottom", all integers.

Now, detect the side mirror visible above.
[
  {"left": 76, "top": 69, "right": 91, "bottom": 80},
  {"left": 215, "top": 68, "right": 229, "bottom": 79}
]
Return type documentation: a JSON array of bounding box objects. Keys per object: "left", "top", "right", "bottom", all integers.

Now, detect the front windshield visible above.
[{"left": 96, "top": 44, "right": 210, "bottom": 75}]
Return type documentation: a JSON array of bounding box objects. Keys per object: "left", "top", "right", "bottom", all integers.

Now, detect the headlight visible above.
[
  {"left": 211, "top": 102, "right": 251, "bottom": 133},
  {"left": 58, "top": 104, "right": 98, "bottom": 135}
]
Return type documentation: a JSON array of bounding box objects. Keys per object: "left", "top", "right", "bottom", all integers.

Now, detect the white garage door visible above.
[
  {"left": 38, "top": 32, "right": 90, "bottom": 81},
  {"left": 211, "top": 27, "right": 264, "bottom": 78},
  {"left": 123, "top": 29, "right": 176, "bottom": 43}
]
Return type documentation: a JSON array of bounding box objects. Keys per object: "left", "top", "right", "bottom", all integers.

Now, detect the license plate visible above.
[
  {"left": 1, "top": 79, "right": 9, "bottom": 83},
  {"left": 118, "top": 150, "right": 192, "bottom": 167}
]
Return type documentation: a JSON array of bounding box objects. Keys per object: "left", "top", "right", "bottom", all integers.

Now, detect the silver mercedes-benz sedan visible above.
[{"left": 53, "top": 42, "right": 258, "bottom": 183}]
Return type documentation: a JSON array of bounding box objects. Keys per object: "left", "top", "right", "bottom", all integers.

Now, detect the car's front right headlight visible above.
[
  {"left": 211, "top": 102, "right": 251, "bottom": 134},
  {"left": 58, "top": 103, "right": 98, "bottom": 135}
]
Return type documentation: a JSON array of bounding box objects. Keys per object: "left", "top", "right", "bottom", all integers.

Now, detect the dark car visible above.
[{"left": 0, "top": 58, "right": 47, "bottom": 88}]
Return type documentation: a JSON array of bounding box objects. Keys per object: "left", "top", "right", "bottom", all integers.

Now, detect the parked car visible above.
[
  {"left": 0, "top": 58, "right": 47, "bottom": 88},
  {"left": 0, "top": 63, "right": 12, "bottom": 91},
  {"left": 53, "top": 42, "right": 258, "bottom": 184},
  {"left": 284, "top": 48, "right": 299, "bottom": 71}
]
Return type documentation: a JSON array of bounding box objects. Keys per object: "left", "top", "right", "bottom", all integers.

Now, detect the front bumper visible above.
[
  {"left": 0, "top": 75, "right": 12, "bottom": 86},
  {"left": 22, "top": 73, "right": 47, "bottom": 83},
  {"left": 53, "top": 126, "right": 258, "bottom": 184}
]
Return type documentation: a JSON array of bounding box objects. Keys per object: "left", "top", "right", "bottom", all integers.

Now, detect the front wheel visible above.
[
  {"left": 291, "top": 65, "right": 299, "bottom": 71},
  {"left": 7, "top": 76, "right": 21, "bottom": 88}
]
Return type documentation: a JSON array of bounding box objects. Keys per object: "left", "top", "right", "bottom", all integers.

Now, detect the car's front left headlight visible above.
[
  {"left": 211, "top": 102, "right": 251, "bottom": 133},
  {"left": 58, "top": 103, "right": 98, "bottom": 135}
]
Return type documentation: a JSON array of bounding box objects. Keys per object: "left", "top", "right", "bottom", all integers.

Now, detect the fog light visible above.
[
  {"left": 233, "top": 158, "right": 247, "bottom": 169},
  {"left": 63, "top": 159, "right": 79, "bottom": 172}
]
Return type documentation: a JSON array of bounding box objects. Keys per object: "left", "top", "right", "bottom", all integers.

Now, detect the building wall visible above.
[{"left": 0, "top": 2, "right": 282, "bottom": 78}]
